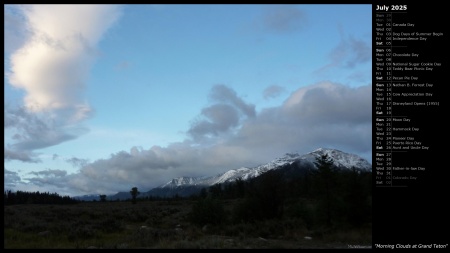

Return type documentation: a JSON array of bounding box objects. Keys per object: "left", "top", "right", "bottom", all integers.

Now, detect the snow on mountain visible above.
[
  {"left": 155, "top": 148, "right": 372, "bottom": 191},
  {"left": 83, "top": 148, "right": 371, "bottom": 200},
  {"left": 302, "top": 148, "right": 372, "bottom": 171},
  {"left": 159, "top": 176, "right": 208, "bottom": 189}
]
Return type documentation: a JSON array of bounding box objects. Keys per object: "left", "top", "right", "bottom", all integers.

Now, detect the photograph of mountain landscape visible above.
[{"left": 4, "top": 4, "right": 372, "bottom": 249}]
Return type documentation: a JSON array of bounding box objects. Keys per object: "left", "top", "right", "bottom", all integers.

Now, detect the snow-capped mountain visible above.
[
  {"left": 87, "top": 148, "right": 371, "bottom": 200},
  {"left": 158, "top": 176, "right": 209, "bottom": 189},
  {"left": 300, "top": 148, "right": 372, "bottom": 171},
  {"left": 153, "top": 148, "right": 371, "bottom": 193}
]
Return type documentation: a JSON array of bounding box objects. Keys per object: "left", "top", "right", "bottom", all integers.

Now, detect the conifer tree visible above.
[
  {"left": 130, "top": 187, "right": 140, "bottom": 204},
  {"left": 314, "top": 153, "right": 336, "bottom": 227}
]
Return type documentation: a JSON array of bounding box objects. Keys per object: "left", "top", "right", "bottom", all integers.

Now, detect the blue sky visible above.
[{"left": 4, "top": 4, "right": 372, "bottom": 196}]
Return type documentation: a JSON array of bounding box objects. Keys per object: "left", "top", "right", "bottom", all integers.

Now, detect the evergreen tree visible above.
[
  {"left": 199, "top": 188, "right": 208, "bottom": 199},
  {"left": 130, "top": 187, "right": 140, "bottom": 204},
  {"left": 209, "top": 184, "right": 223, "bottom": 199},
  {"left": 233, "top": 169, "right": 285, "bottom": 222},
  {"left": 234, "top": 177, "right": 246, "bottom": 198},
  {"left": 99, "top": 194, "right": 107, "bottom": 202},
  {"left": 313, "top": 153, "right": 336, "bottom": 227}
]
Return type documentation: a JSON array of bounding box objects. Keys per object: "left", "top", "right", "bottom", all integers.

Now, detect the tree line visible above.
[{"left": 4, "top": 190, "right": 79, "bottom": 205}]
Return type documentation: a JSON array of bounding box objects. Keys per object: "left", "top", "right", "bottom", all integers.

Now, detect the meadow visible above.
[{"left": 4, "top": 198, "right": 371, "bottom": 249}]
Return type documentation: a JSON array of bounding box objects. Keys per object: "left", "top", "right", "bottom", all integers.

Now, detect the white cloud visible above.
[
  {"left": 188, "top": 84, "right": 256, "bottom": 142},
  {"left": 315, "top": 31, "right": 371, "bottom": 75},
  {"left": 4, "top": 104, "right": 87, "bottom": 155},
  {"left": 65, "top": 157, "right": 90, "bottom": 168},
  {"left": 28, "top": 169, "right": 67, "bottom": 177},
  {"left": 4, "top": 148, "right": 41, "bottom": 163},
  {"left": 4, "top": 5, "right": 122, "bottom": 162},
  {"left": 7, "top": 5, "right": 121, "bottom": 115},
  {"left": 5, "top": 169, "right": 23, "bottom": 189},
  {"left": 260, "top": 5, "right": 307, "bottom": 34},
  {"left": 4, "top": 5, "right": 31, "bottom": 54},
  {"left": 263, "top": 85, "right": 286, "bottom": 100}
]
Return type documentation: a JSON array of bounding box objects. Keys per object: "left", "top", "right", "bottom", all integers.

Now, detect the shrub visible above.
[{"left": 188, "top": 197, "right": 226, "bottom": 227}]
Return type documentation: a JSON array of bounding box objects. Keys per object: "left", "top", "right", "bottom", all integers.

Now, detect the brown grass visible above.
[{"left": 4, "top": 199, "right": 371, "bottom": 249}]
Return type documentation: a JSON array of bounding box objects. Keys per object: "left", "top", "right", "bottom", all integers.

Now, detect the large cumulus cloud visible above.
[{"left": 4, "top": 5, "right": 122, "bottom": 163}]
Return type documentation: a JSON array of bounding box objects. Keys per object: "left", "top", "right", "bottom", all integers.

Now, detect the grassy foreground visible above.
[{"left": 4, "top": 199, "right": 371, "bottom": 249}]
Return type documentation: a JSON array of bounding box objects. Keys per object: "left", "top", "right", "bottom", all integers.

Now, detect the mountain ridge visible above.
[
  {"left": 156, "top": 147, "right": 371, "bottom": 190},
  {"left": 74, "top": 148, "right": 371, "bottom": 201}
]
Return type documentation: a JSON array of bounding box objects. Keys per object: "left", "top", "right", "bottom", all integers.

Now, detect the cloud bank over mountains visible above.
[{"left": 6, "top": 82, "right": 371, "bottom": 196}]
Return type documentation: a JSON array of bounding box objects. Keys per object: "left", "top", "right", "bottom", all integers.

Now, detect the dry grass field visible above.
[{"left": 4, "top": 199, "right": 371, "bottom": 249}]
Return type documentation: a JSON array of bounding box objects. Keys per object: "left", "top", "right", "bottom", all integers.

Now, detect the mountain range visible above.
[{"left": 74, "top": 148, "right": 372, "bottom": 201}]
